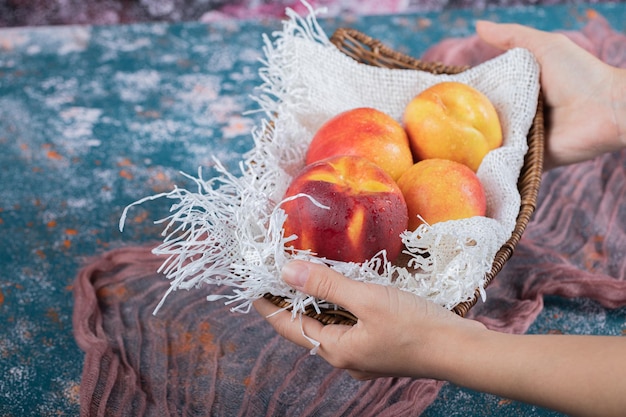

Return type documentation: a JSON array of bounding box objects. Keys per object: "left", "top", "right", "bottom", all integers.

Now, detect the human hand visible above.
[
  {"left": 476, "top": 21, "right": 626, "bottom": 170},
  {"left": 254, "top": 260, "right": 487, "bottom": 380}
]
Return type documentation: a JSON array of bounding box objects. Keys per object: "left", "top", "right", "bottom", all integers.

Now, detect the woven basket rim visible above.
[{"left": 269, "top": 27, "right": 545, "bottom": 324}]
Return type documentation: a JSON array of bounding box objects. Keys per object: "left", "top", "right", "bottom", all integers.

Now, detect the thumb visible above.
[
  {"left": 282, "top": 261, "right": 371, "bottom": 313},
  {"left": 476, "top": 20, "right": 544, "bottom": 52}
]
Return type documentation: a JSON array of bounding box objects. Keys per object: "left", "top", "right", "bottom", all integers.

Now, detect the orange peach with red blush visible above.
[
  {"left": 281, "top": 155, "right": 408, "bottom": 263},
  {"left": 306, "top": 107, "right": 413, "bottom": 181},
  {"left": 397, "top": 158, "right": 486, "bottom": 231},
  {"left": 403, "top": 81, "right": 502, "bottom": 172}
]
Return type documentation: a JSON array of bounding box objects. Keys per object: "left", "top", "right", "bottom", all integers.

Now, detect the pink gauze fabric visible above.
[{"left": 73, "top": 14, "right": 626, "bottom": 417}]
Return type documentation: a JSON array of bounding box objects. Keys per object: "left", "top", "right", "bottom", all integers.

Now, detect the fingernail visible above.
[{"left": 281, "top": 261, "right": 309, "bottom": 290}]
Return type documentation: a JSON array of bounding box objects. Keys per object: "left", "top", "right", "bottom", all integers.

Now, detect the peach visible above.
[
  {"left": 306, "top": 107, "right": 414, "bottom": 181},
  {"left": 281, "top": 155, "right": 408, "bottom": 263},
  {"left": 396, "top": 158, "right": 486, "bottom": 230},
  {"left": 403, "top": 81, "right": 502, "bottom": 172}
]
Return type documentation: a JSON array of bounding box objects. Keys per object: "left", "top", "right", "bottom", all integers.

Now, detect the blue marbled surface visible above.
[{"left": 1, "top": 3, "right": 625, "bottom": 415}]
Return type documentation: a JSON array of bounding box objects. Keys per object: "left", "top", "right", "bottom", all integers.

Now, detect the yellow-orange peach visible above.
[
  {"left": 397, "top": 158, "right": 486, "bottom": 230},
  {"left": 403, "top": 81, "right": 502, "bottom": 172},
  {"left": 306, "top": 107, "right": 414, "bottom": 181},
  {"left": 282, "top": 155, "right": 408, "bottom": 263}
]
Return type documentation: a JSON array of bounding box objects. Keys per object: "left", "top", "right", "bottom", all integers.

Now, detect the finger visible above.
[
  {"left": 476, "top": 20, "right": 549, "bottom": 51},
  {"left": 253, "top": 297, "right": 326, "bottom": 351},
  {"left": 281, "top": 260, "right": 380, "bottom": 317}
]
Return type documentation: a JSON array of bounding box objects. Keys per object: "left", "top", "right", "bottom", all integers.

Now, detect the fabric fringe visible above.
[{"left": 120, "top": 2, "right": 532, "bottom": 315}]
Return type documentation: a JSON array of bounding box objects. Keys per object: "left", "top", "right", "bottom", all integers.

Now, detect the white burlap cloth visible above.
[{"left": 121, "top": 4, "right": 540, "bottom": 317}]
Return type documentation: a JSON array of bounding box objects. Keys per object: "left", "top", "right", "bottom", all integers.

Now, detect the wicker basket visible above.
[{"left": 266, "top": 28, "right": 544, "bottom": 325}]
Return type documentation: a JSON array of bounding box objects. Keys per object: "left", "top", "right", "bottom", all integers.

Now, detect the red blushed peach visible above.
[
  {"left": 397, "top": 158, "right": 487, "bottom": 231},
  {"left": 403, "top": 81, "right": 503, "bottom": 172},
  {"left": 281, "top": 155, "right": 408, "bottom": 263},
  {"left": 306, "top": 107, "right": 414, "bottom": 181}
]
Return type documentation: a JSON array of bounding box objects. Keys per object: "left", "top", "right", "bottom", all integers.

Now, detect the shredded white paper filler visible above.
[{"left": 120, "top": 3, "right": 540, "bottom": 318}]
